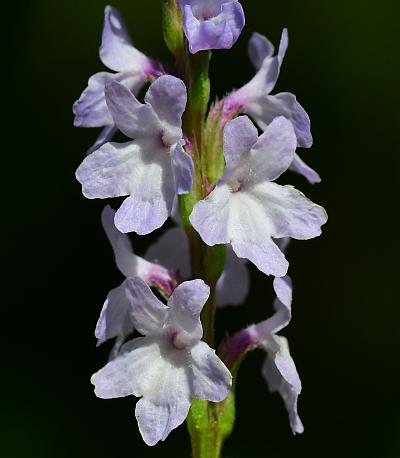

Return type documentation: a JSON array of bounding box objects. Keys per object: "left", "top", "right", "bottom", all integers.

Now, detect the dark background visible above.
[{"left": 4, "top": 1, "right": 400, "bottom": 457}]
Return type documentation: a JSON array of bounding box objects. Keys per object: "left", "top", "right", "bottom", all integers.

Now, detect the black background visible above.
[{"left": 3, "top": 1, "right": 400, "bottom": 457}]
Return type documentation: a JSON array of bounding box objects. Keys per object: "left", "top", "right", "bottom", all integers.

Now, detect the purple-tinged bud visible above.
[{"left": 179, "top": 0, "right": 245, "bottom": 53}]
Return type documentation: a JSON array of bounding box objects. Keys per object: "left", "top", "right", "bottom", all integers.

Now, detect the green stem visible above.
[{"left": 161, "top": 5, "right": 234, "bottom": 456}]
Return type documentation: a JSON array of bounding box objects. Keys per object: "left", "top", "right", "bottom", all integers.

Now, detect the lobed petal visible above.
[
  {"left": 100, "top": 6, "right": 151, "bottom": 73},
  {"left": 216, "top": 248, "right": 249, "bottom": 306},
  {"left": 289, "top": 153, "right": 321, "bottom": 184},
  {"left": 246, "top": 181, "right": 327, "bottom": 241},
  {"left": 76, "top": 141, "right": 141, "bottom": 199},
  {"left": 167, "top": 280, "right": 209, "bottom": 341},
  {"left": 247, "top": 116, "right": 297, "bottom": 183},
  {"left": 182, "top": 1, "right": 245, "bottom": 54},
  {"left": 262, "top": 336, "right": 304, "bottom": 434},
  {"left": 189, "top": 184, "right": 231, "bottom": 246},
  {"left": 190, "top": 341, "right": 232, "bottom": 402},
  {"left": 223, "top": 116, "right": 258, "bottom": 172},
  {"left": 125, "top": 277, "right": 168, "bottom": 335},
  {"left": 136, "top": 397, "right": 191, "bottom": 446},
  {"left": 73, "top": 72, "right": 115, "bottom": 128},
  {"left": 248, "top": 32, "right": 275, "bottom": 69},
  {"left": 144, "top": 76, "right": 187, "bottom": 145},
  {"left": 247, "top": 92, "right": 313, "bottom": 149},
  {"left": 73, "top": 72, "right": 147, "bottom": 129},
  {"left": 105, "top": 80, "right": 161, "bottom": 141},
  {"left": 95, "top": 280, "right": 133, "bottom": 346},
  {"left": 145, "top": 227, "right": 191, "bottom": 278},
  {"left": 171, "top": 142, "right": 194, "bottom": 195}
]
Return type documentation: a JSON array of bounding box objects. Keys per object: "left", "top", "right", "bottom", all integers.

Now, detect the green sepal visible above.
[{"left": 162, "top": 0, "right": 184, "bottom": 58}]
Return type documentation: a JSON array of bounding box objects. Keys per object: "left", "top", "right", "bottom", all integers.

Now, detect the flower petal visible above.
[
  {"left": 181, "top": 1, "right": 245, "bottom": 54},
  {"left": 105, "top": 80, "right": 161, "bottom": 141},
  {"left": 247, "top": 116, "right": 297, "bottom": 183},
  {"left": 171, "top": 142, "right": 194, "bottom": 195},
  {"left": 262, "top": 336, "right": 304, "bottom": 434},
  {"left": 76, "top": 139, "right": 175, "bottom": 235},
  {"left": 145, "top": 227, "right": 191, "bottom": 278},
  {"left": 228, "top": 190, "right": 289, "bottom": 276},
  {"left": 247, "top": 92, "right": 313, "bottom": 149},
  {"left": 114, "top": 157, "right": 175, "bottom": 235},
  {"left": 76, "top": 141, "right": 139, "bottom": 199},
  {"left": 190, "top": 341, "right": 232, "bottom": 402},
  {"left": 190, "top": 184, "right": 231, "bottom": 246},
  {"left": 73, "top": 72, "right": 147, "bottom": 129},
  {"left": 100, "top": 6, "right": 151, "bottom": 73},
  {"left": 167, "top": 280, "right": 209, "bottom": 340},
  {"left": 125, "top": 277, "right": 168, "bottom": 335},
  {"left": 144, "top": 75, "right": 187, "bottom": 145},
  {"left": 216, "top": 248, "right": 249, "bottom": 306},
  {"left": 73, "top": 72, "right": 115, "bottom": 128},
  {"left": 246, "top": 181, "right": 327, "bottom": 240},
  {"left": 223, "top": 116, "right": 258, "bottom": 172},
  {"left": 95, "top": 281, "right": 133, "bottom": 346},
  {"left": 136, "top": 397, "right": 191, "bottom": 446},
  {"left": 248, "top": 32, "right": 275, "bottom": 69},
  {"left": 289, "top": 153, "right": 321, "bottom": 184}
]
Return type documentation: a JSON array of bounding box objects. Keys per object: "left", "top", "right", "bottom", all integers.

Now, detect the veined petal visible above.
[
  {"left": 73, "top": 72, "right": 147, "bottom": 129},
  {"left": 145, "top": 227, "right": 191, "bottom": 278},
  {"left": 91, "top": 336, "right": 191, "bottom": 400},
  {"left": 114, "top": 155, "right": 175, "bottom": 235},
  {"left": 136, "top": 397, "right": 191, "bottom": 446},
  {"left": 144, "top": 76, "right": 187, "bottom": 144},
  {"left": 125, "top": 277, "right": 168, "bottom": 335},
  {"left": 95, "top": 280, "right": 133, "bottom": 346},
  {"left": 76, "top": 141, "right": 140, "bottom": 199},
  {"left": 262, "top": 336, "right": 304, "bottom": 434},
  {"left": 227, "top": 191, "right": 289, "bottom": 277},
  {"left": 181, "top": 1, "right": 245, "bottom": 54},
  {"left": 105, "top": 80, "right": 161, "bottom": 141},
  {"left": 190, "top": 184, "right": 231, "bottom": 246},
  {"left": 216, "top": 248, "right": 249, "bottom": 306},
  {"left": 248, "top": 32, "right": 275, "bottom": 69},
  {"left": 190, "top": 341, "right": 232, "bottom": 402},
  {"left": 167, "top": 280, "right": 209, "bottom": 341},
  {"left": 100, "top": 6, "right": 151, "bottom": 73},
  {"left": 232, "top": 28, "right": 288, "bottom": 105},
  {"left": 247, "top": 92, "right": 313, "bottom": 149},
  {"left": 289, "top": 153, "right": 321, "bottom": 184},
  {"left": 246, "top": 181, "right": 327, "bottom": 240},
  {"left": 252, "top": 276, "right": 293, "bottom": 340},
  {"left": 247, "top": 116, "right": 297, "bottom": 183},
  {"left": 223, "top": 116, "right": 258, "bottom": 172},
  {"left": 171, "top": 142, "right": 194, "bottom": 195},
  {"left": 73, "top": 72, "right": 115, "bottom": 128}
]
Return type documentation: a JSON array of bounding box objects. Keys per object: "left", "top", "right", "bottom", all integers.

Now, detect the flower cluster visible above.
[{"left": 74, "top": 1, "right": 327, "bottom": 452}]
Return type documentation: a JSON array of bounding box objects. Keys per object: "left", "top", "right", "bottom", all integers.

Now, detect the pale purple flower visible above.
[
  {"left": 190, "top": 115, "right": 327, "bottom": 277},
  {"left": 73, "top": 6, "right": 163, "bottom": 152},
  {"left": 91, "top": 277, "right": 232, "bottom": 446},
  {"left": 76, "top": 75, "right": 194, "bottom": 235},
  {"left": 180, "top": 0, "right": 245, "bottom": 53},
  {"left": 95, "top": 206, "right": 177, "bottom": 349},
  {"left": 224, "top": 275, "right": 303, "bottom": 434},
  {"left": 224, "top": 29, "right": 320, "bottom": 184}
]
